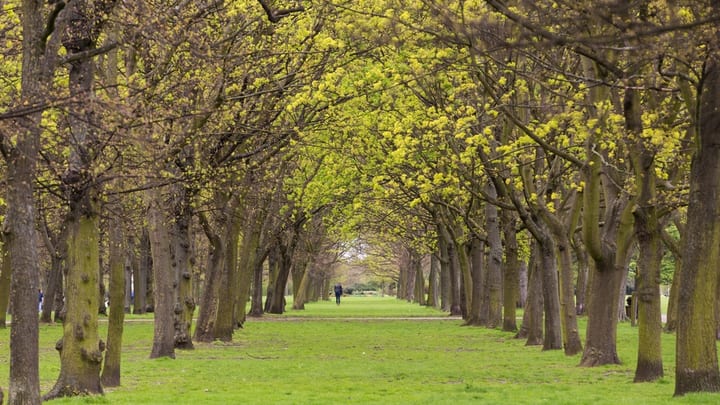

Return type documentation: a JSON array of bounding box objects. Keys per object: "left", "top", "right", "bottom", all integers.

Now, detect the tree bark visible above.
[
  {"left": 520, "top": 242, "right": 543, "bottom": 346},
  {"left": 293, "top": 263, "right": 311, "bottom": 310},
  {"left": 193, "top": 223, "right": 224, "bottom": 342},
  {"left": 45, "top": 0, "right": 117, "bottom": 396},
  {"left": 538, "top": 232, "right": 563, "bottom": 351},
  {"left": 147, "top": 197, "right": 176, "bottom": 359},
  {"left": 501, "top": 212, "right": 519, "bottom": 332},
  {"left": 249, "top": 257, "right": 265, "bottom": 317},
  {"left": 539, "top": 193, "right": 583, "bottom": 356},
  {"left": 436, "top": 225, "right": 452, "bottom": 312},
  {"left": 101, "top": 214, "right": 126, "bottom": 386},
  {"left": 133, "top": 229, "right": 150, "bottom": 314},
  {"left": 413, "top": 251, "right": 426, "bottom": 305},
  {"left": 485, "top": 194, "right": 503, "bottom": 328},
  {"left": 427, "top": 254, "right": 441, "bottom": 308},
  {"left": 626, "top": 87, "right": 664, "bottom": 382},
  {"left": 572, "top": 234, "right": 589, "bottom": 315},
  {"left": 675, "top": 35, "right": 720, "bottom": 395},
  {"left": 44, "top": 210, "right": 104, "bottom": 399},
  {"left": 214, "top": 205, "right": 241, "bottom": 341},
  {"left": 171, "top": 188, "right": 195, "bottom": 350},
  {"left": 0, "top": 233, "right": 11, "bottom": 328},
  {"left": 466, "top": 236, "right": 484, "bottom": 325},
  {"left": 5, "top": 0, "right": 47, "bottom": 402}
]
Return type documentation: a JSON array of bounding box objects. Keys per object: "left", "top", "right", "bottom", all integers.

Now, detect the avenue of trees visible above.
[{"left": 1, "top": 0, "right": 720, "bottom": 403}]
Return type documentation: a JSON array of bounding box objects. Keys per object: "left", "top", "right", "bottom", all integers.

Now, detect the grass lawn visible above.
[{"left": 0, "top": 296, "right": 717, "bottom": 404}]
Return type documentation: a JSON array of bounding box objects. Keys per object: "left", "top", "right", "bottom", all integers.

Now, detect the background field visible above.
[{"left": 0, "top": 296, "right": 715, "bottom": 404}]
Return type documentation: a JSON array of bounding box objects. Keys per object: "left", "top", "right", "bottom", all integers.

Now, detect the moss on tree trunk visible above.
[
  {"left": 44, "top": 214, "right": 104, "bottom": 399},
  {"left": 675, "top": 45, "right": 720, "bottom": 395}
]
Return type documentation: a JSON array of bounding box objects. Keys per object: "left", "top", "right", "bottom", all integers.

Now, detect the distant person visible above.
[
  {"left": 38, "top": 289, "right": 43, "bottom": 312},
  {"left": 334, "top": 283, "right": 343, "bottom": 305}
]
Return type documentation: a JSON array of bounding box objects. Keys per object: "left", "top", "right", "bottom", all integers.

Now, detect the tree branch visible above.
[
  {"left": 60, "top": 41, "right": 118, "bottom": 65},
  {"left": 257, "top": 0, "right": 305, "bottom": 23},
  {"left": 42, "top": 1, "right": 66, "bottom": 51}
]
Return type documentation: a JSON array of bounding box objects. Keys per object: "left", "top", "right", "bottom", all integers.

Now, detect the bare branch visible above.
[
  {"left": 41, "top": 1, "right": 66, "bottom": 50},
  {"left": 257, "top": 0, "right": 305, "bottom": 23},
  {"left": 60, "top": 41, "right": 118, "bottom": 65}
]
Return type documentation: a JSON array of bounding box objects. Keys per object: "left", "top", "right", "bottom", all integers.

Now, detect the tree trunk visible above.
[
  {"left": 466, "top": 236, "right": 484, "bottom": 325},
  {"left": 264, "top": 247, "right": 278, "bottom": 313},
  {"left": 266, "top": 240, "right": 294, "bottom": 314},
  {"left": 38, "top": 217, "right": 67, "bottom": 324},
  {"left": 579, "top": 141, "right": 634, "bottom": 366},
  {"left": 0, "top": 235, "right": 11, "bottom": 328},
  {"left": 235, "top": 213, "right": 263, "bottom": 324},
  {"left": 518, "top": 261, "right": 528, "bottom": 310},
  {"left": 293, "top": 263, "right": 311, "bottom": 310},
  {"left": 101, "top": 214, "right": 126, "bottom": 386},
  {"left": 214, "top": 207, "right": 240, "bottom": 341},
  {"left": 427, "top": 254, "right": 441, "bottom": 308},
  {"left": 538, "top": 233, "right": 562, "bottom": 351},
  {"left": 413, "top": 253, "right": 426, "bottom": 305},
  {"left": 572, "top": 235, "right": 589, "bottom": 315},
  {"left": 6, "top": 1, "right": 46, "bottom": 402},
  {"left": 633, "top": 205, "right": 663, "bottom": 382},
  {"left": 437, "top": 228, "right": 452, "bottom": 312},
  {"left": 44, "top": 211, "right": 104, "bottom": 399},
  {"left": 502, "top": 212, "right": 519, "bottom": 332},
  {"left": 486, "top": 196, "right": 503, "bottom": 328},
  {"left": 522, "top": 242, "right": 543, "bottom": 346},
  {"left": 626, "top": 86, "right": 664, "bottom": 382},
  {"left": 664, "top": 257, "right": 681, "bottom": 333},
  {"left": 40, "top": 247, "right": 64, "bottom": 323},
  {"left": 147, "top": 197, "right": 176, "bottom": 359},
  {"left": 675, "top": 40, "right": 720, "bottom": 395},
  {"left": 172, "top": 188, "right": 195, "bottom": 350},
  {"left": 249, "top": 257, "right": 265, "bottom": 317},
  {"left": 554, "top": 232, "right": 583, "bottom": 355},
  {"left": 45, "top": 0, "right": 117, "bottom": 395},
  {"left": 579, "top": 256, "right": 627, "bottom": 366},
  {"left": 124, "top": 253, "right": 133, "bottom": 314},
  {"left": 194, "top": 212, "right": 225, "bottom": 342},
  {"left": 397, "top": 249, "right": 409, "bottom": 301},
  {"left": 539, "top": 194, "right": 583, "bottom": 356},
  {"left": 134, "top": 229, "right": 150, "bottom": 314},
  {"left": 445, "top": 238, "right": 463, "bottom": 316}
]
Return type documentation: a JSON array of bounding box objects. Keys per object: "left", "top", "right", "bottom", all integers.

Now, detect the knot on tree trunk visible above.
[
  {"left": 184, "top": 297, "right": 196, "bottom": 310},
  {"left": 74, "top": 323, "right": 84, "bottom": 340},
  {"left": 80, "top": 347, "right": 103, "bottom": 364},
  {"left": 62, "top": 168, "right": 84, "bottom": 185}
]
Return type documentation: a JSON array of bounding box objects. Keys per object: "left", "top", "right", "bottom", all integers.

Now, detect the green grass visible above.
[{"left": 0, "top": 296, "right": 717, "bottom": 404}]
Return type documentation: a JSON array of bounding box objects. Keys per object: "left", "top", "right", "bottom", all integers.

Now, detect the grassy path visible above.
[{"left": 2, "top": 296, "right": 713, "bottom": 404}]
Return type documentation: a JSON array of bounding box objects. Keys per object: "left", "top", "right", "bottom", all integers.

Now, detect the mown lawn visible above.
[{"left": 0, "top": 296, "right": 717, "bottom": 404}]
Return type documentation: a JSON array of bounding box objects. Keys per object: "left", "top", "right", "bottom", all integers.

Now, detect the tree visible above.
[
  {"left": 2, "top": 0, "right": 49, "bottom": 401},
  {"left": 45, "top": 0, "right": 117, "bottom": 398},
  {"left": 101, "top": 205, "right": 126, "bottom": 386},
  {"left": 675, "top": 9, "right": 720, "bottom": 394}
]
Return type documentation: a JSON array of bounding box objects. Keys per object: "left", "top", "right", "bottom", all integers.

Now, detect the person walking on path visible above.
[{"left": 334, "top": 283, "right": 343, "bottom": 305}]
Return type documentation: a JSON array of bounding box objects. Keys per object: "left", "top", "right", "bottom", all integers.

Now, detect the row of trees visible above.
[{"left": 1, "top": 0, "right": 720, "bottom": 403}]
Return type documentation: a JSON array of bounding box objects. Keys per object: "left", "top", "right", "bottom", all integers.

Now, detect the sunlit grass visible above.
[{"left": 0, "top": 296, "right": 716, "bottom": 404}]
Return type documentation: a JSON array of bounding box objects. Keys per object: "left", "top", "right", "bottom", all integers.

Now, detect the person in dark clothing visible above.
[{"left": 334, "top": 283, "right": 343, "bottom": 305}]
